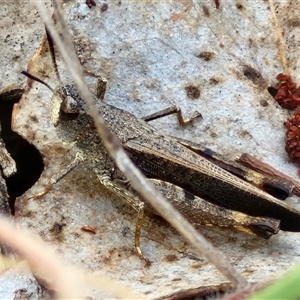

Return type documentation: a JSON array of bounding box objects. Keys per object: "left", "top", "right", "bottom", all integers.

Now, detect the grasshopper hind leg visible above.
[
  {"left": 149, "top": 179, "right": 280, "bottom": 239},
  {"left": 142, "top": 105, "right": 202, "bottom": 126}
]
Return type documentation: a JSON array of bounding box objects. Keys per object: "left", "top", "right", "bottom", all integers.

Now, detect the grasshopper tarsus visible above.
[
  {"left": 176, "top": 108, "right": 202, "bottom": 126},
  {"left": 135, "top": 202, "right": 151, "bottom": 266},
  {"left": 142, "top": 105, "right": 202, "bottom": 126}
]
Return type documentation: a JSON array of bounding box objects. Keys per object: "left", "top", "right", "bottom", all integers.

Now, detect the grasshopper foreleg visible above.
[{"left": 28, "top": 153, "right": 84, "bottom": 200}]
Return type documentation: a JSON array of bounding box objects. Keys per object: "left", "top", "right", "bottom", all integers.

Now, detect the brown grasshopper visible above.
[{"left": 22, "top": 27, "right": 300, "bottom": 264}]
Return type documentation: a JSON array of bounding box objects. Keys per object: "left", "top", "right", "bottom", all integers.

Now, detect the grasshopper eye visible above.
[
  {"left": 58, "top": 85, "right": 80, "bottom": 115},
  {"left": 60, "top": 95, "right": 79, "bottom": 114}
]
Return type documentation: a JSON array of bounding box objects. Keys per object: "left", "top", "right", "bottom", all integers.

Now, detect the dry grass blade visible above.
[
  {"left": 35, "top": 0, "right": 247, "bottom": 288},
  {"left": 0, "top": 215, "right": 146, "bottom": 298},
  {"left": 269, "top": 0, "right": 289, "bottom": 75},
  {"left": 0, "top": 215, "right": 79, "bottom": 298}
]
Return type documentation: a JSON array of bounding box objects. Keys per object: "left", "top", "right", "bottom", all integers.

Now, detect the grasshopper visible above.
[{"left": 22, "top": 27, "right": 300, "bottom": 264}]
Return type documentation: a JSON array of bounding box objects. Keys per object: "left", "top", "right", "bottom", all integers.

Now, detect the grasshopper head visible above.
[
  {"left": 51, "top": 83, "right": 84, "bottom": 126},
  {"left": 57, "top": 85, "right": 80, "bottom": 114}
]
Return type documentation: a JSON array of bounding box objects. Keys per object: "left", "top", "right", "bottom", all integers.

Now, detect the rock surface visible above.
[{"left": 2, "top": 0, "right": 300, "bottom": 299}]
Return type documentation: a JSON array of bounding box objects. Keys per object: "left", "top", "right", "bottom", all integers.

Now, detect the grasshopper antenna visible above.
[
  {"left": 22, "top": 26, "right": 80, "bottom": 117},
  {"left": 21, "top": 26, "right": 63, "bottom": 92},
  {"left": 45, "top": 26, "right": 64, "bottom": 86},
  {"left": 21, "top": 70, "right": 54, "bottom": 93}
]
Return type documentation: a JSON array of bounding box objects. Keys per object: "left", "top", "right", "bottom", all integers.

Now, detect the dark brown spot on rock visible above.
[
  {"left": 101, "top": 2, "right": 108, "bottom": 12},
  {"left": 214, "top": 0, "right": 220, "bottom": 9},
  {"left": 209, "top": 77, "right": 219, "bottom": 85},
  {"left": 29, "top": 115, "right": 38, "bottom": 123},
  {"left": 121, "top": 226, "right": 130, "bottom": 237},
  {"left": 171, "top": 277, "right": 182, "bottom": 281},
  {"left": 27, "top": 81, "right": 33, "bottom": 89},
  {"left": 287, "top": 18, "right": 300, "bottom": 27},
  {"left": 239, "top": 130, "right": 250, "bottom": 138},
  {"left": 242, "top": 65, "right": 263, "bottom": 85},
  {"left": 86, "top": 0, "right": 96, "bottom": 9},
  {"left": 185, "top": 86, "right": 200, "bottom": 99},
  {"left": 236, "top": 3, "right": 244, "bottom": 10},
  {"left": 27, "top": 131, "right": 36, "bottom": 141},
  {"left": 165, "top": 254, "right": 178, "bottom": 262},
  {"left": 202, "top": 5, "right": 210, "bottom": 17},
  {"left": 260, "top": 99, "right": 268, "bottom": 107},
  {"left": 49, "top": 221, "right": 66, "bottom": 242},
  {"left": 197, "top": 51, "right": 215, "bottom": 61}
]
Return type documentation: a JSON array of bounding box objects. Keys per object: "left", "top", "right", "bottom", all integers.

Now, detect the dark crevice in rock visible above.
[
  {"left": 0, "top": 92, "right": 44, "bottom": 214},
  {"left": 267, "top": 86, "right": 278, "bottom": 98}
]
